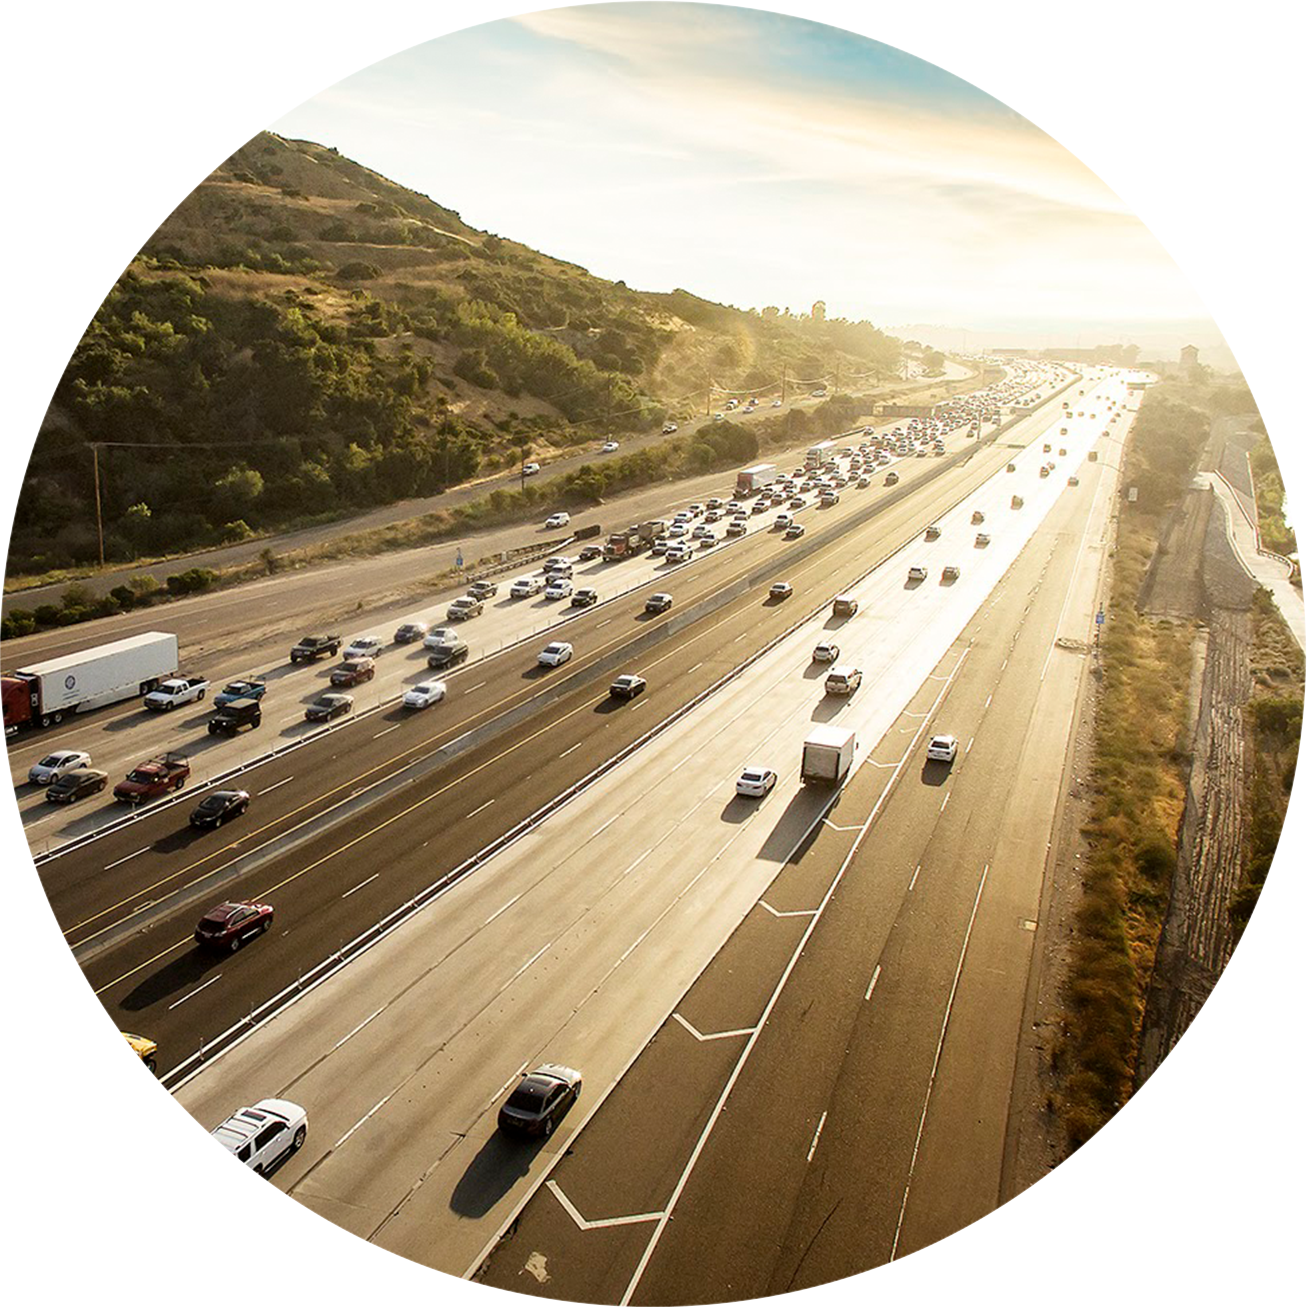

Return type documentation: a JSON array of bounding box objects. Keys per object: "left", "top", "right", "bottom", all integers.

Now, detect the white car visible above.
[
  {"left": 544, "top": 577, "right": 573, "bottom": 599},
  {"left": 403, "top": 679, "right": 447, "bottom": 709},
  {"left": 907, "top": 566, "right": 928, "bottom": 582},
  {"left": 522, "top": 462, "right": 540, "bottom": 476},
  {"left": 812, "top": 642, "right": 839, "bottom": 663},
  {"left": 601, "top": 441, "right": 620, "bottom": 453},
  {"left": 544, "top": 512, "right": 571, "bottom": 529},
  {"left": 691, "top": 524, "right": 715, "bottom": 539},
  {"left": 926, "top": 734, "right": 959, "bottom": 763},
  {"left": 211, "top": 1098, "right": 308, "bottom": 1174},
  {"left": 774, "top": 513, "right": 793, "bottom": 530},
  {"left": 422, "top": 626, "right": 459, "bottom": 649},
  {"left": 736, "top": 766, "right": 778, "bottom": 798},
  {"left": 664, "top": 544, "right": 693, "bottom": 563},
  {"left": 343, "top": 636, "right": 383, "bottom": 660},
  {"left": 510, "top": 576, "right": 545, "bottom": 598},
  {"left": 662, "top": 422, "right": 679, "bottom": 434},
  {"left": 28, "top": 749, "right": 92, "bottom": 785},
  {"left": 538, "top": 641, "right": 574, "bottom": 667}
]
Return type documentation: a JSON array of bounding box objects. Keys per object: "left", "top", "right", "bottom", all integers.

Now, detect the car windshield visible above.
[
  {"left": 544, "top": 645, "right": 563, "bottom": 655},
  {"left": 38, "top": 754, "right": 67, "bottom": 768},
  {"left": 198, "top": 796, "right": 226, "bottom": 812}
]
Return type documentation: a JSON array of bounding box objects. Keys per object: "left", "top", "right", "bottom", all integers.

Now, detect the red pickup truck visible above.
[{"left": 113, "top": 753, "right": 191, "bottom": 804}]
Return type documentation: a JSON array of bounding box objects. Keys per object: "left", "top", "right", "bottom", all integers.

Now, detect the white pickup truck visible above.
[{"left": 143, "top": 676, "right": 209, "bottom": 711}]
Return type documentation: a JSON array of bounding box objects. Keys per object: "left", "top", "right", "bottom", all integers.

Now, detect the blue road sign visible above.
[
  {"left": 1095, "top": 609, "right": 1105, "bottom": 626},
  {"left": 456, "top": 549, "right": 464, "bottom": 569}
]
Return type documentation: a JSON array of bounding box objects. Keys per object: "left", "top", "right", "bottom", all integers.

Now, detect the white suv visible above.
[
  {"left": 510, "top": 576, "right": 545, "bottom": 598},
  {"left": 210, "top": 1099, "right": 307, "bottom": 1174}
]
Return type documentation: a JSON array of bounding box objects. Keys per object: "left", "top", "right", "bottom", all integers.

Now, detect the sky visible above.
[{"left": 271, "top": 2, "right": 1213, "bottom": 342}]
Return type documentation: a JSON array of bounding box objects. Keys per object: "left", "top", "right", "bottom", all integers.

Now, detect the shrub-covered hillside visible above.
[{"left": 14, "top": 131, "right": 899, "bottom": 574}]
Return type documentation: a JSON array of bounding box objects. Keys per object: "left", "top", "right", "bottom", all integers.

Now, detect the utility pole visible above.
[
  {"left": 91, "top": 443, "right": 105, "bottom": 566},
  {"left": 781, "top": 365, "right": 787, "bottom": 405}
]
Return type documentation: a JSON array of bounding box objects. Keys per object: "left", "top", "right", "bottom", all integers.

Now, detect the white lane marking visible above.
[
  {"left": 759, "top": 901, "right": 816, "bottom": 919},
  {"left": 966, "top": 737, "right": 975, "bottom": 755},
  {"left": 342, "top": 874, "right": 379, "bottom": 898},
  {"left": 334, "top": 1091, "right": 396, "bottom": 1150},
  {"left": 596, "top": 619, "right": 612, "bottom": 628},
  {"left": 984, "top": 694, "right": 993, "bottom": 709},
  {"left": 168, "top": 974, "right": 222, "bottom": 1009},
  {"left": 940, "top": 792, "right": 950, "bottom": 812},
  {"left": 484, "top": 893, "right": 523, "bottom": 927},
  {"left": 823, "top": 820, "right": 862, "bottom": 831},
  {"left": 332, "top": 1006, "right": 385, "bottom": 1052},
  {"left": 592, "top": 814, "right": 619, "bottom": 839},
  {"left": 671, "top": 1013, "right": 756, "bottom": 1042},
  {"left": 807, "top": 1111, "right": 828, "bottom": 1162},
  {"left": 890, "top": 863, "right": 991, "bottom": 1261},
  {"left": 104, "top": 847, "right": 149, "bottom": 871},
  {"left": 512, "top": 942, "right": 550, "bottom": 984},
  {"left": 865, "top": 964, "right": 882, "bottom": 1001},
  {"left": 685, "top": 662, "right": 703, "bottom": 674},
  {"left": 467, "top": 799, "right": 495, "bottom": 818},
  {"left": 256, "top": 776, "right": 294, "bottom": 797},
  {"left": 548, "top": 1181, "right": 664, "bottom": 1231},
  {"left": 465, "top": 681, "right": 486, "bottom": 692},
  {"left": 909, "top": 865, "right": 921, "bottom": 891},
  {"left": 559, "top": 741, "right": 584, "bottom": 758},
  {"left": 103, "top": 1176, "right": 184, "bottom": 1244},
  {"left": 373, "top": 724, "right": 400, "bottom": 738}
]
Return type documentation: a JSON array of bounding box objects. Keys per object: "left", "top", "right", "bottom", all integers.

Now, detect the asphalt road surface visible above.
[{"left": 143, "top": 370, "right": 1138, "bottom": 1285}]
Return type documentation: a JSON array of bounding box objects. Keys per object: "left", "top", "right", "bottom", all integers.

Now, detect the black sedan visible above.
[
  {"left": 44, "top": 768, "right": 109, "bottom": 804},
  {"left": 305, "top": 693, "right": 353, "bottom": 722},
  {"left": 189, "top": 789, "right": 251, "bottom": 829},
  {"left": 497, "top": 1064, "right": 583, "bottom": 1137}
]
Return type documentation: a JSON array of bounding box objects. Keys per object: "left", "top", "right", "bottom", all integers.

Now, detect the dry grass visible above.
[{"left": 1055, "top": 509, "right": 1195, "bottom": 1147}]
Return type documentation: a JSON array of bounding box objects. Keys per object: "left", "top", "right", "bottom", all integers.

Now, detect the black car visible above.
[
  {"left": 305, "top": 693, "right": 353, "bottom": 722},
  {"left": 45, "top": 768, "right": 109, "bottom": 804},
  {"left": 189, "top": 789, "right": 251, "bottom": 829},
  {"left": 645, "top": 593, "right": 673, "bottom": 614},
  {"left": 393, "top": 622, "right": 429, "bottom": 644},
  {"left": 609, "top": 674, "right": 647, "bottom": 700},
  {"left": 427, "top": 641, "right": 469, "bottom": 669},
  {"left": 208, "top": 697, "right": 262, "bottom": 736},
  {"left": 571, "top": 588, "right": 600, "bottom": 608},
  {"left": 497, "top": 1064, "right": 583, "bottom": 1137}
]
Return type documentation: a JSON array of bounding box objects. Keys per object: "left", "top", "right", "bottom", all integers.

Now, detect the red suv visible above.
[{"left": 195, "top": 901, "right": 274, "bottom": 952}]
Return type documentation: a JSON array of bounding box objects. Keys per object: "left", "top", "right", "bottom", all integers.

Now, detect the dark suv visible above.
[
  {"left": 427, "top": 639, "right": 469, "bottom": 669},
  {"left": 208, "top": 697, "right": 263, "bottom": 736}
]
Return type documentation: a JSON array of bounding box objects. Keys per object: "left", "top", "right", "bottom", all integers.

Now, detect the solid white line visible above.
[
  {"left": 342, "top": 874, "right": 379, "bottom": 898},
  {"left": 467, "top": 799, "right": 495, "bottom": 818},
  {"left": 484, "top": 893, "right": 523, "bottom": 927},
  {"left": 890, "top": 863, "right": 991, "bottom": 1260},
  {"left": 256, "top": 776, "right": 293, "bottom": 797},
  {"left": 807, "top": 1111, "right": 828, "bottom": 1162},
  {"left": 865, "top": 964, "right": 882, "bottom": 1001},
  {"left": 168, "top": 974, "right": 222, "bottom": 1010},
  {"left": 103, "top": 1171, "right": 184, "bottom": 1239},
  {"left": 559, "top": 741, "right": 584, "bottom": 758},
  {"left": 104, "top": 847, "right": 149, "bottom": 871}
]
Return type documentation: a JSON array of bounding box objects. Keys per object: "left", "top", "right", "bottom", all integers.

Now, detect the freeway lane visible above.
[
  {"left": 165, "top": 373, "right": 1136, "bottom": 1279},
  {"left": 476, "top": 385, "right": 1130, "bottom": 1301}
]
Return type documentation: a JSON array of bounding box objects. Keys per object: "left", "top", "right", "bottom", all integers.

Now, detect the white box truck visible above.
[
  {"left": 2, "top": 631, "right": 179, "bottom": 732},
  {"left": 801, "top": 725, "right": 856, "bottom": 784},
  {"left": 735, "top": 463, "right": 777, "bottom": 496}
]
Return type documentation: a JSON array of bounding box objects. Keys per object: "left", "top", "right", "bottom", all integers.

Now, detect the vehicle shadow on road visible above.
[
  {"left": 920, "top": 761, "right": 951, "bottom": 788},
  {"left": 449, "top": 1133, "right": 545, "bottom": 1218},
  {"left": 809, "top": 698, "right": 850, "bottom": 723},
  {"left": 66, "top": 1181, "right": 232, "bottom": 1301},
  {"left": 119, "top": 948, "right": 226, "bottom": 1012},
  {"left": 755, "top": 792, "right": 827, "bottom": 862}
]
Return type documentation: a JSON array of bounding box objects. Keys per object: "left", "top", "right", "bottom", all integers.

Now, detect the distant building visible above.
[
  {"left": 1180, "top": 344, "right": 1200, "bottom": 366},
  {"left": 811, "top": 300, "right": 826, "bottom": 322}
]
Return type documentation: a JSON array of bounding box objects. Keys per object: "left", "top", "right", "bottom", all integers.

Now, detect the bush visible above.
[{"left": 165, "top": 567, "right": 218, "bottom": 596}]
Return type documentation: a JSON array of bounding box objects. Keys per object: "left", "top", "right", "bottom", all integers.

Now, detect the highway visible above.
[
  {"left": 140, "top": 368, "right": 1138, "bottom": 1284},
  {"left": 8, "top": 376, "right": 1052, "bottom": 853}
]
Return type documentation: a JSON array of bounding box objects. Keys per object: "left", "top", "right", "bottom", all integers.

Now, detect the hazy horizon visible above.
[{"left": 272, "top": 2, "right": 1217, "bottom": 341}]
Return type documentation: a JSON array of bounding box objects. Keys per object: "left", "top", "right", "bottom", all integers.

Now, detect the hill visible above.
[{"left": 13, "top": 131, "right": 900, "bottom": 575}]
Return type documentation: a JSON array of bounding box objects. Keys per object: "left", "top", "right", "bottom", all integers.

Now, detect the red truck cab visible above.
[{"left": 114, "top": 753, "right": 191, "bottom": 804}]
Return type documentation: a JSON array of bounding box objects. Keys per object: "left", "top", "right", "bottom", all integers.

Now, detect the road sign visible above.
[
  {"left": 456, "top": 550, "right": 464, "bottom": 569},
  {"left": 1096, "top": 609, "right": 1105, "bottom": 626}
]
